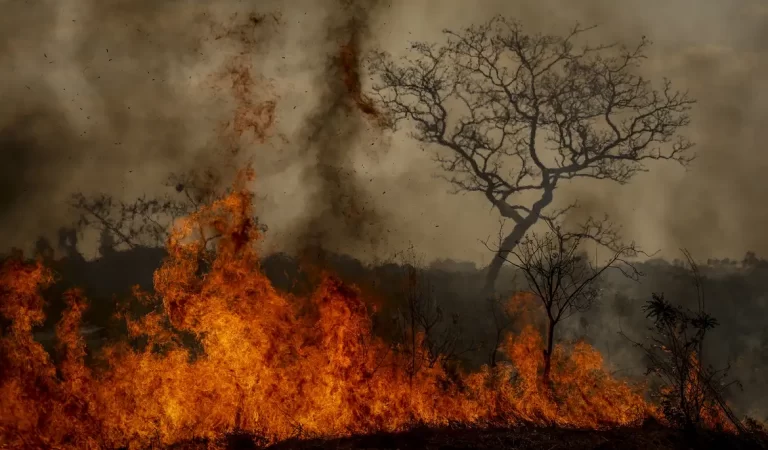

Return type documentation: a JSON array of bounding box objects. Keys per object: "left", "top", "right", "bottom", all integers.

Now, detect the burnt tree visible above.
[{"left": 368, "top": 16, "right": 694, "bottom": 292}]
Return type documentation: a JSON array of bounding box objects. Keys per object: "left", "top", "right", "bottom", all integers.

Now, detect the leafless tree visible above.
[
  {"left": 390, "top": 246, "right": 477, "bottom": 383},
  {"left": 70, "top": 168, "right": 267, "bottom": 254},
  {"left": 490, "top": 216, "right": 641, "bottom": 383},
  {"left": 368, "top": 16, "right": 695, "bottom": 293}
]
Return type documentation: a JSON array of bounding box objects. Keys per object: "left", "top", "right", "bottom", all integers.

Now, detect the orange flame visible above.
[{"left": 0, "top": 171, "right": 655, "bottom": 449}]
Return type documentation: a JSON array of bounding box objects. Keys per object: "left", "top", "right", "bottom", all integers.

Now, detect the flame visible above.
[
  {"left": 654, "top": 352, "right": 738, "bottom": 432},
  {"left": 0, "top": 170, "right": 659, "bottom": 449}
]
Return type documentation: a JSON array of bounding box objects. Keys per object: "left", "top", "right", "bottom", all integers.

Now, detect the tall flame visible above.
[{"left": 0, "top": 170, "right": 654, "bottom": 449}]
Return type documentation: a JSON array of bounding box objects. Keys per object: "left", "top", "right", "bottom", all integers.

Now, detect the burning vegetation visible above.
[
  {"left": 1, "top": 6, "right": 767, "bottom": 449},
  {"left": 0, "top": 169, "right": 763, "bottom": 450}
]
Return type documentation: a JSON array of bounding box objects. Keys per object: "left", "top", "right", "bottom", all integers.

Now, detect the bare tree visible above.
[
  {"left": 70, "top": 168, "right": 267, "bottom": 253},
  {"left": 485, "top": 292, "right": 536, "bottom": 368},
  {"left": 368, "top": 16, "right": 695, "bottom": 292},
  {"left": 492, "top": 217, "right": 641, "bottom": 383}
]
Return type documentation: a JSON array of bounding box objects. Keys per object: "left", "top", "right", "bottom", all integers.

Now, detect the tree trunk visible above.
[
  {"left": 483, "top": 219, "right": 537, "bottom": 294},
  {"left": 543, "top": 319, "right": 556, "bottom": 385},
  {"left": 484, "top": 186, "right": 554, "bottom": 295}
]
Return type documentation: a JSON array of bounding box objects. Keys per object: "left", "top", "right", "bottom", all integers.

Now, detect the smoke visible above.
[
  {"left": 3, "top": 0, "right": 768, "bottom": 265},
  {"left": 0, "top": 0, "right": 235, "bottom": 254},
  {"left": 0, "top": 0, "right": 394, "bottom": 260},
  {"left": 361, "top": 0, "right": 768, "bottom": 264},
  {"left": 4, "top": 0, "right": 768, "bottom": 424},
  {"left": 285, "top": 0, "right": 391, "bottom": 262},
  {"left": 354, "top": 0, "right": 768, "bottom": 418}
]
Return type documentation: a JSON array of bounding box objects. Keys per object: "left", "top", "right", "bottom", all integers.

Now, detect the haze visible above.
[{"left": 1, "top": 0, "right": 766, "bottom": 266}]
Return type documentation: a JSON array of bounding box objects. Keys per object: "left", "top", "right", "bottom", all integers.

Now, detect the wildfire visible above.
[{"left": 2, "top": 169, "right": 661, "bottom": 449}]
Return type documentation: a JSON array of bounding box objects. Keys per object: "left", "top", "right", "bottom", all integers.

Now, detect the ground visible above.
[{"left": 171, "top": 424, "right": 768, "bottom": 450}]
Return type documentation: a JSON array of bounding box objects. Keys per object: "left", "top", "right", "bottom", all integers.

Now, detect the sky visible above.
[{"left": 2, "top": 0, "right": 768, "bottom": 267}]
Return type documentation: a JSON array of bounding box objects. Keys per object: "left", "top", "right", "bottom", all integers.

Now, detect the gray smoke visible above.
[
  {"left": 0, "top": 0, "right": 232, "bottom": 254},
  {"left": 286, "top": 0, "right": 391, "bottom": 261},
  {"left": 3, "top": 0, "right": 768, "bottom": 264}
]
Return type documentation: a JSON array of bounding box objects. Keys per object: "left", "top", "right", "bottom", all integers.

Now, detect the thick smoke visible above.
[
  {"left": 3, "top": 0, "right": 768, "bottom": 265},
  {"left": 0, "top": 0, "right": 236, "bottom": 255},
  {"left": 0, "top": 0, "right": 396, "bottom": 261},
  {"left": 286, "top": 0, "right": 391, "bottom": 262},
  {"left": 362, "top": 0, "right": 768, "bottom": 264}
]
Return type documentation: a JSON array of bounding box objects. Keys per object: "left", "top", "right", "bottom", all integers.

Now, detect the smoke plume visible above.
[{"left": 287, "top": 0, "right": 391, "bottom": 262}]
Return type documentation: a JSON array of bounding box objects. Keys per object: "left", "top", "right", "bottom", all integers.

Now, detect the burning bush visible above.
[{"left": 622, "top": 251, "right": 750, "bottom": 435}]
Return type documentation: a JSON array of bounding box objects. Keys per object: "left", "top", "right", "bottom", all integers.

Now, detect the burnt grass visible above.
[{"left": 171, "top": 422, "right": 768, "bottom": 450}]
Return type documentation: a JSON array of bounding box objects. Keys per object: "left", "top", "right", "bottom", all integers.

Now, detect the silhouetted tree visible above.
[
  {"left": 97, "top": 229, "right": 116, "bottom": 258},
  {"left": 57, "top": 228, "right": 85, "bottom": 263},
  {"left": 486, "top": 294, "right": 516, "bottom": 367},
  {"left": 368, "top": 16, "right": 695, "bottom": 292},
  {"left": 640, "top": 293, "right": 739, "bottom": 431},
  {"left": 493, "top": 216, "right": 641, "bottom": 383},
  {"left": 34, "top": 237, "right": 55, "bottom": 263},
  {"left": 70, "top": 168, "right": 266, "bottom": 252}
]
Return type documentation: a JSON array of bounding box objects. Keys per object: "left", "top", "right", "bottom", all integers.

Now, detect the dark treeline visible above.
[{"left": 15, "top": 233, "right": 768, "bottom": 422}]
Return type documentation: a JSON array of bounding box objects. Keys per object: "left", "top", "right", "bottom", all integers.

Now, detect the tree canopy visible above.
[{"left": 368, "top": 16, "right": 695, "bottom": 291}]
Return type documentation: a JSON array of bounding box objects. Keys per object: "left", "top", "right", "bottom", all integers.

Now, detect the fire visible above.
[{"left": 0, "top": 170, "right": 656, "bottom": 449}]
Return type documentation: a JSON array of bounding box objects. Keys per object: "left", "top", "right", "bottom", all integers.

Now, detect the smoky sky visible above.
[
  {"left": 0, "top": 0, "right": 227, "bottom": 254},
  {"left": 365, "top": 0, "right": 768, "bottom": 265},
  {"left": 2, "top": 0, "right": 768, "bottom": 266},
  {"left": 283, "top": 0, "right": 391, "bottom": 261}
]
